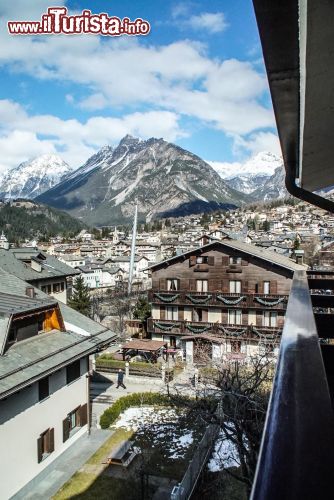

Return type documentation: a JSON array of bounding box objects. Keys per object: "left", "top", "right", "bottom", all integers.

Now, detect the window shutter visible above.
[
  {"left": 189, "top": 279, "right": 196, "bottom": 291},
  {"left": 75, "top": 407, "right": 81, "bottom": 426},
  {"left": 270, "top": 280, "right": 278, "bottom": 294},
  {"left": 241, "top": 259, "right": 248, "bottom": 266},
  {"left": 80, "top": 404, "right": 88, "bottom": 427},
  {"left": 49, "top": 428, "right": 55, "bottom": 453},
  {"left": 222, "top": 280, "right": 228, "bottom": 293},
  {"left": 37, "top": 436, "right": 43, "bottom": 463},
  {"left": 242, "top": 280, "right": 249, "bottom": 293},
  {"left": 222, "top": 256, "right": 229, "bottom": 266},
  {"left": 258, "top": 281, "right": 264, "bottom": 294},
  {"left": 176, "top": 279, "right": 181, "bottom": 291},
  {"left": 189, "top": 255, "right": 196, "bottom": 267},
  {"left": 160, "top": 306, "right": 166, "bottom": 320},
  {"left": 159, "top": 278, "right": 166, "bottom": 290},
  {"left": 208, "top": 256, "right": 214, "bottom": 266},
  {"left": 178, "top": 306, "right": 184, "bottom": 321},
  {"left": 63, "top": 417, "right": 70, "bottom": 443}
]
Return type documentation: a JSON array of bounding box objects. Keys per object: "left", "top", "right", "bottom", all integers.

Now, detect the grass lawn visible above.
[
  {"left": 52, "top": 472, "right": 140, "bottom": 500},
  {"left": 86, "top": 429, "right": 132, "bottom": 465},
  {"left": 52, "top": 429, "right": 136, "bottom": 500}
]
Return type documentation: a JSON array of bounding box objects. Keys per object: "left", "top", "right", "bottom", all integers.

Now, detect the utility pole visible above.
[{"left": 128, "top": 204, "right": 138, "bottom": 295}]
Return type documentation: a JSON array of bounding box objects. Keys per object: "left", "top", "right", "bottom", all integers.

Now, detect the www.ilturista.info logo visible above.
[{"left": 7, "top": 7, "right": 151, "bottom": 36}]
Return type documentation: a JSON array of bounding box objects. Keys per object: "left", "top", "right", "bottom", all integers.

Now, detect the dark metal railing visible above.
[{"left": 251, "top": 270, "right": 334, "bottom": 500}]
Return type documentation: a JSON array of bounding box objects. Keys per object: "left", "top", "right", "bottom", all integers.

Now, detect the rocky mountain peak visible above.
[
  {"left": 0, "top": 154, "right": 72, "bottom": 200},
  {"left": 37, "top": 137, "right": 251, "bottom": 225}
]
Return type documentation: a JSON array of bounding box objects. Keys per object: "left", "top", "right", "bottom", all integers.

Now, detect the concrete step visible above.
[{"left": 90, "top": 394, "right": 114, "bottom": 404}]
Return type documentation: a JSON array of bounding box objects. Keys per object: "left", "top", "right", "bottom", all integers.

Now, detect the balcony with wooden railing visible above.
[
  {"left": 148, "top": 289, "right": 288, "bottom": 310},
  {"left": 147, "top": 317, "right": 281, "bottom": 339}
]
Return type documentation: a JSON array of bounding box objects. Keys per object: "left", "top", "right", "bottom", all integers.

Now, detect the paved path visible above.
[
  {"left": 14, "top": 369, "right": 197, "bottom": 499},
  {"left": 91, "top": 374, "right": 165, "bottom": 427},
  {"left": 12, "top": 429, "right": 112, "bottom": 500}
]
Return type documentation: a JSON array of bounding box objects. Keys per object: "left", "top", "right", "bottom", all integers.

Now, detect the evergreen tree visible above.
[
  {"left": 133, "top": 297, "right": 151, "bottom": 323},
  {"left": 68, "top": 275, "right": 91, "bottom": 316}
]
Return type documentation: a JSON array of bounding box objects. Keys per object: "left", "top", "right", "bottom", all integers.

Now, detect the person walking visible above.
[{"left": 116, "top": 368, "right": 126, "bottom": 389}]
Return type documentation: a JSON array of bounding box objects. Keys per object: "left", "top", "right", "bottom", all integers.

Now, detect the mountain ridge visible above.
[{"left": 37, "top": 135, "right": 251, "bottom": 225}]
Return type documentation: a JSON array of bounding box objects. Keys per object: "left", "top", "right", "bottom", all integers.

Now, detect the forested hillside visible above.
[{"left": 0, "top": 201, "right": 85, "bottom": 244}]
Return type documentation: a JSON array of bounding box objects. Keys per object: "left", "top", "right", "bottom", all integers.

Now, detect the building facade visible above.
[
  {"left": 0, "top": 271, "right": 115, "bottom": 498},
  {"left": 147, "top": 241, "right": 305, "bottom": 363}
]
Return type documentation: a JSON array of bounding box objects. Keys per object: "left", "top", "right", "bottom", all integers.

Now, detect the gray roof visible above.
[
  {"left": 148, "top": 240, "right": 307, "bottom": 273},
  {"left": 0, "top": 328, "right": 113, "bottom": 400},
  {"left": 0, "top": 292, "right": 56, "bottom": 315},
  {"left": 0, "top": 268, "right": 117, "bottom": 396},
  {"left": 0, "top": 248, "right": 79, "bottom": 283}
]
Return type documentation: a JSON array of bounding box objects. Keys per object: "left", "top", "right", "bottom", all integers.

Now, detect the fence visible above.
[{"left": 171, "top": 424, "right": 219, "bottom": 500}]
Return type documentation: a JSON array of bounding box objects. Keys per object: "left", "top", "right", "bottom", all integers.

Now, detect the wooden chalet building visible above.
[{"left": 147, "top": 240, "right": 306, "bottom": 363}]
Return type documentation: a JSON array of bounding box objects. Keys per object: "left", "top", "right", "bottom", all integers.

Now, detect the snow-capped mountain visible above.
[
  {"left": 251, "top": 166, "right": 288, "bottom": 201},
  {"left": 37, "top": 135, "right": 251, "bottom": 225},
  {"left": 210, "top": 151, "right": 283, "bottom": 180},
  {"left": 225, "top": 174, "right": 271, "bottom": 195},
  {"left": 219, "top": 152, "right": 288, "bottom": 201},
  {"left": 0, "top": 155, "right": 72, "bottom": 200}
]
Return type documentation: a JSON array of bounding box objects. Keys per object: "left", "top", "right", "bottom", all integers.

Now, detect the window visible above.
[
  {"left": 229, "top": 280, "right": 241, "bottom": 293},
  {"left": 63, "top": 404, "right": 88, "bottom": 442},
  {"left": 53, "top": 283, "right": 60, "bottom": 293},
  {"left": 263, "top": 281, "right": 270, "bottom": 295},
  {"left": 196, "top": 280, "right": 208, "bottom": 292},
  {"left": 37, "top": 428, "right": 54, "bottom": 463},
  {"left": 196, "top": 256, "right": 208, "bottom": 264},
  {"left": 263, "top": 311, "right": 277, "bottom": 327},
  {"left": 66, "top": 360, "right": 81, "bottom": 384},
  {"left": 38, "top": 377, "right": 49, "bottom": 401},
  {"left": 167, "top": 279, "right": 179, "bottom": 291},
  {"left": 166, "top": 306, "right": 178, "bottom": 320},
  {"left": 228, "top": 309, "right": 242, "bottom": 325},
  {"left": 259, "top": 342, "right": 275, "bottom": 356},
  {"left": 229, "top": 256, "right": 242, "bottom": 265},
  {"left": 231, "top": 340, "right": 241, "bottom": 353}
]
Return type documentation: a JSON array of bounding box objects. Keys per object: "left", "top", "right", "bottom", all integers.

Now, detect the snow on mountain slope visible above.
[
  {"left": 37, "top": 135, "right": 251, "bottom": 225},
  {"left": 210, "top": 151, "right": 283, "bottom": 179},
  {"left": 0, "top": 154, "right": 72, "bottom": 200}
]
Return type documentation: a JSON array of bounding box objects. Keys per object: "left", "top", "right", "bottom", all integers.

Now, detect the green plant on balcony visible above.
[
  {"left": 186, "top": 294, "right": 212, "bottom": 304},
  {"left": 154, "top": 293, "right": 180, "bottom": 302},
  {"left": 217, "top": 295, "right": 246, "bottom": 305}
]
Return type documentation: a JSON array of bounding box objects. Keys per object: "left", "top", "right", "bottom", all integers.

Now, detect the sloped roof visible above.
[
  {"left": 148, "top": 240, "right": 307, "bottom": 273},
  {"left": 0, "top": 329, "right": 113, "bottom": 400},
  {"left": 0, "top": 248, "right": 79, "bottom": 282}
]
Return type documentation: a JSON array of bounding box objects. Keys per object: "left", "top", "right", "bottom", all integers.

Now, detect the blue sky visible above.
[{"left": 0, "top": 0, "right": 280, "bottom": 174}]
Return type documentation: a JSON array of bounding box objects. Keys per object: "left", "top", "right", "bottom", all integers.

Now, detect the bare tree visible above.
[{"left": 170, "top": 346, "right": 275, "bottom": 496}]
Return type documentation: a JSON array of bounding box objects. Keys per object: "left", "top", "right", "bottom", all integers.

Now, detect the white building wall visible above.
[
  {"left": 152, "top": 305, "right": 160, "bottom": 320},
  {"left": 0, "top": 360, "right": 88, "bottom": 499},
  {"left": 184, "top": 306, "right": 192, "bottom": 321}
]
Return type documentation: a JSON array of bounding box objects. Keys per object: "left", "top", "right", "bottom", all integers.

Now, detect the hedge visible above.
[
  {"left": 95, "top": 358, "right": 164, "bottom": 378},
  {"left": 99, "top": 392, "right": 173, "bottom": 429}
]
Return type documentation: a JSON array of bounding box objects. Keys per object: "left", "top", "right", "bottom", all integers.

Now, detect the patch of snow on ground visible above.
[
  {"left": 207, "top": 431, "right": 239, "bottom": 472},
  {"left": 113, "top": 406, "right": 195, "bottom": 460}
]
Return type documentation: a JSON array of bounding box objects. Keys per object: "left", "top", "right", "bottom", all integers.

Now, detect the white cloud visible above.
[
  {"left": 234, "top": 131, "right": 281, "bottom": 156},
  {"left": 0, "top": 130, "right": 56, "bottom": 173},
  {"left": 187, "top": 12, "right": 228, "bottom": 34},
  {"left": 0, "top": 100, "right": 185, "bottom": 171},
  {"left": 0, "top": 4, "right": 273, "bottom": 134}
]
